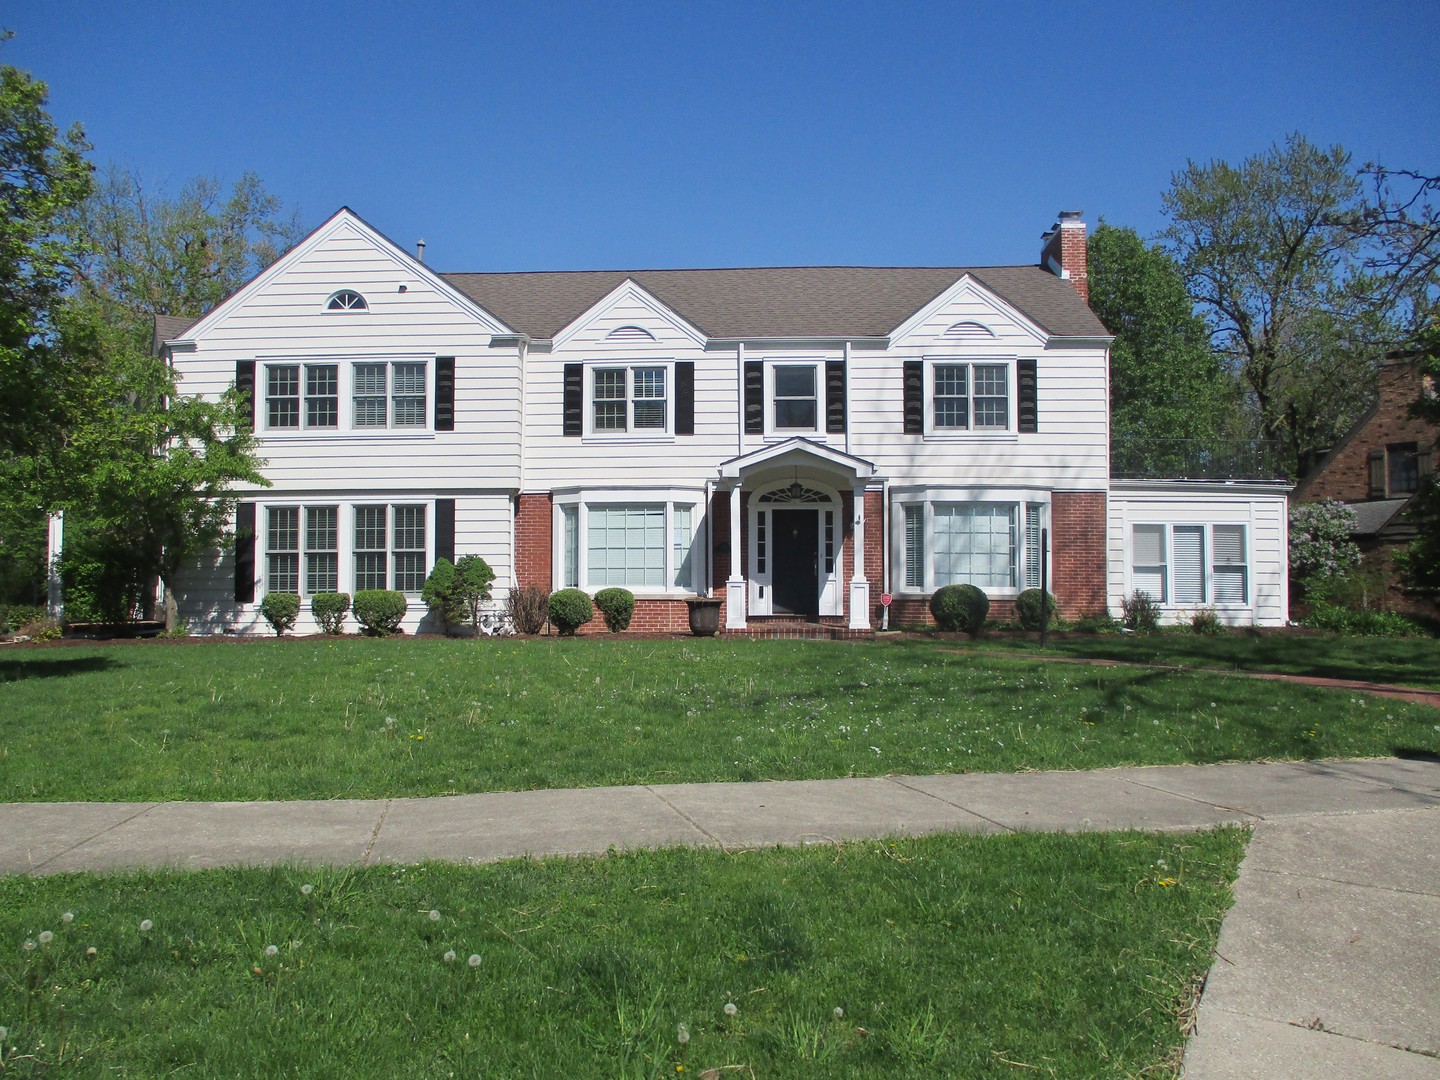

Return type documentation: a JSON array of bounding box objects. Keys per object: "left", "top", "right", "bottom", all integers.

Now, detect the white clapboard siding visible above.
[
  {"left": 1106, "top": 482, "right": 1291, "bottom": 626},
  {"left": 172, "top": 492, "right": 515, "bottom": 636}
]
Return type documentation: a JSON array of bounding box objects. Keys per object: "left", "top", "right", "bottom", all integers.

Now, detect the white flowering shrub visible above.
[{"left": 1289, "top": 500, "right": 1361, "bottom": 588}]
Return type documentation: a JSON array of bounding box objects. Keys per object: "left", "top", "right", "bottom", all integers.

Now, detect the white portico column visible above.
[
  {"left": 725, "top": 482, "right": 747, "bottom": 629},
  {"left": 46, "top": 511, "right": 64, "bottom": 618},
  {"left": 848, "top": 483, "right": 870, "bottom": 630}
]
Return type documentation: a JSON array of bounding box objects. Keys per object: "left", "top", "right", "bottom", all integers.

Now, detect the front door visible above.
[{"left": 771, "top": 508, "right": 819, "bottom": 615}]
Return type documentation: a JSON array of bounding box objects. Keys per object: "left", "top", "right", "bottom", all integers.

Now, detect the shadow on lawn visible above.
[{"left": 0, "top": 655, "right": 119, "bottom": 682}]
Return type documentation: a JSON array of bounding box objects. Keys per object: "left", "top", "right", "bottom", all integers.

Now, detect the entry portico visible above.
[{"left": 718, "top": 438, "right": 876, "bottom": 631}]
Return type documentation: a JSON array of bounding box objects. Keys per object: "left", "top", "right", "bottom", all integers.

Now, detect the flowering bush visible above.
[{"left": 1289, "top": 500, "right": 1360, "bottom": 589}]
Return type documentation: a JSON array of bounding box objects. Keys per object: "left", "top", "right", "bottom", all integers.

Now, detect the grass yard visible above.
[
  {"left": 960, "top": 631, "right": 1440, "bottom": 689},
  {"left": 2, "top": 637, "right": 1436, "bottom": 802},
  {"left": 0, "top": 827, "right": 1245, "bottom": 1078}
]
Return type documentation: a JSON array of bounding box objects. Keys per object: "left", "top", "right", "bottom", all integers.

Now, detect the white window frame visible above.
[
  {"left": 583, "top": 360, "right": 674, "bottom": 438},
  {"left": 922, "top": 356, "right": 1018, "bottom": 436},
  {"left": 325, "top": 289, "right": 369, "bottom": 312},
  {"left": 256, "top": 502, "right": 434, "bottom": 602},
  {"left": 764, "top": 359, "right": 824, "bottom": 436},
  {"left": 259, "top": 355, "right": 433, "bottom": 436},
  {"left": 891, "top": 490, "right": 1049, "bottom": 598},
  {"left": 1127, "top": 522, "right": 1251, "bottom": 609},
  {"left": 551, "top": 490, "right": 704, "bottom": 596}
]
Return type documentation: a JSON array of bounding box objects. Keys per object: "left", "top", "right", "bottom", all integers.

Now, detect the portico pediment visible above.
[{"left": 717, "top": 437, "right": 876, "bottom": 486}]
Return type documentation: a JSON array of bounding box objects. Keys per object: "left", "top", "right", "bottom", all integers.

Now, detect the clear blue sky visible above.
[{"left": 8, "top": 1, "right": 1437, "bottom": 272}]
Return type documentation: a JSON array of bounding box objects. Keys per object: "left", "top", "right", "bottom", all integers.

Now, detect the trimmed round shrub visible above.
[
  {"left": 548, "top": 588, "right": 594, "bottom": 636},
  {"left": 311, "top": 592, "right": 351, "bottom": 634},
  {"left": 353, "top": 590, "right": 407, "bottom": 636},
  {"left": 930, "top": 584, "right": 989, "bottom": 634},
  {"left": 593, "top": 587, "right": 636, "bottom": 633},
  {"left": 259, "top": 592, "right": 300, "bottom": 637},
  {"left": 507, "top": 584, "right": 550, "bottom": 634},
  {"left": 1014, "top": 588, "right": 1058, "bottom": 631}
]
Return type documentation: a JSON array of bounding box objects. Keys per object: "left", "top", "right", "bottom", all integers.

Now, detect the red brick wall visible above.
[
  {"left": 514, "top": 493, "right": 552, "bottom": 589},
  {"left": 1297, "top": 359, "right": 1437, "bottom": 503},
  {"left": 1050, "top": 490, "right": 1107, "bottom": 617}
]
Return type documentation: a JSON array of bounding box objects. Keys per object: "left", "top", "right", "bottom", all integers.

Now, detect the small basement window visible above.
[{"left": 326, "top": 290, "right": 369, "bottom": 311}]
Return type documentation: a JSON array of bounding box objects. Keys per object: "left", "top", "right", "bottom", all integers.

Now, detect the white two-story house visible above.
[{"left": 150, "top": 208, "right": 1289, "bottom": 634}]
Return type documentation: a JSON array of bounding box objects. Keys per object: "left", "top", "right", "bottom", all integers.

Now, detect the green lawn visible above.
[
  {"left": 2, "top": 637, "right": 1436, "bottom": 803},
  {"left": 957, "top": 630, "right": 1440, "bottom": 689},
  {"left": 0, "top": 828, "right": 1245, "bottom": 1078}
]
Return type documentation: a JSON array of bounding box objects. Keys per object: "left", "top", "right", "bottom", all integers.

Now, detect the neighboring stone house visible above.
[
  {"left": 1294, "top": 356, "right": 1436, "bottom": 611},
  {"left": 126, "top": 208, "right": 1290, "bottom": 634}
]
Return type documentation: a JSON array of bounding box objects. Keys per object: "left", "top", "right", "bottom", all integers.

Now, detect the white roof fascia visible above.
[
  {"left": 551, "top": 278, "right": 708, "bottom": 351},
  {"left": 177, "top": 208, "right": 516, "bottom": 343},
  {"left": 888, "top": 273, "right": 1049, "bottom": 347},
  {"left": 718, "top": 436, "right": 876, "bottom": 482}
]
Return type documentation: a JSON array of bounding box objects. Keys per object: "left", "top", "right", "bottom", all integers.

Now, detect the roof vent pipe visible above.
[{"left": 416, "top": 238, "right": 426, "bottom": 263}]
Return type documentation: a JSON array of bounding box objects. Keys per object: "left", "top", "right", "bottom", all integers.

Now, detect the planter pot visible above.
[{"left": 686, "top": 597, "right": 722, "bottom": 637}]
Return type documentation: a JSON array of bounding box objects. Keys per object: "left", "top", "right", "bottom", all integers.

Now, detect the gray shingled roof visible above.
[
  {"left": 153, "top": 314, "right": 200, "bottom": 352},
  {"left": 1346, "top": 498, "right": 1410, "bottom": 536},
  {"left": 441, "top": 265, "right": 1108, "bottom": 340}
]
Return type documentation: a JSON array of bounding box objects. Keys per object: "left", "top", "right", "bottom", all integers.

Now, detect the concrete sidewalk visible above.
[{"left": 1, "top": 757, "right": 1437, "bottom": 1077}]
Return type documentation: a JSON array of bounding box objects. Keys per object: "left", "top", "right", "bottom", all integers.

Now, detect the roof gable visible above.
[
  {"left": 551, "top": 278, "right": 707, "bottom": 350},
  {"left": 887, "top": 273, "right": 1050, "bottom": 347}
]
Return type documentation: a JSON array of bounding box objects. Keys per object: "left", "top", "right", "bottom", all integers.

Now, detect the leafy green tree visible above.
[
  {"left": 72, "top": 165, "right": 302, "bottom": 320},
  {"left": 0, "top": 58, "right": 94, "bottom": 601},
  {"left": 452, "top": 556, "right": 497, "bottom": 637},
  {"left": 1087, "top": 223, "right": 1237, "bottom": 476},
  {"left": 1161, "top": 135, "right": 1402, "bottom": 477},
  {"left": 1395, "top": 318, "right": 1440, "bottom": 600}
]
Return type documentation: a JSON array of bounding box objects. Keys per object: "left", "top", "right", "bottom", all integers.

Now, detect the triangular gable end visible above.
[
  {"left": 887, "top": 273, "right": 1050, "bottom": 348},
  {"left": 172, "top": 208, "right": 515, "bottom": 344},
  {"left": 551, "top": 278, "right": 708, "bottom": 351}
]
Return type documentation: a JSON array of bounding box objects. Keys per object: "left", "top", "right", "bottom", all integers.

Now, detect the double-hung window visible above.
[
  {"left": 932, "top": 362, "right": 1008, "bottom": 431},
  {"left": 556, "top": 497, "right": 701, "bottom": 593},
  {"left": 265, "top": 364, "right": 339, "bottom": 429},
  {"left": 592, "top": 365, "right": 667, "bottom": 433},
  {"left": 265, "top": 505, "right": 338, "bottom": 594},
  {"left": 353, "top": 362, "right": 427, "bottom": 428},
  {"left": 771, "top": 364, "right": 819, "bottom": 432},
  {"left": 352, "top": 504, "right": 427, "bottom": 593},
  {"left": 1130, "top": 523, "right": 1249, "bottom": 607}
]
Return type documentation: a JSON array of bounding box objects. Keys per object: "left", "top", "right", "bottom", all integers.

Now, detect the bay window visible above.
[
  {"left": 555, "top": 495, "right": 702, "bottom": 593},
  {"left": 897, "top": 498, "right": 1046, "bottom": 594}
]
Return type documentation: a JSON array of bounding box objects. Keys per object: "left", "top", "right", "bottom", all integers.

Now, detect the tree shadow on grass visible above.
[{"left": 0, "top": 655, "right": 119, "bottom": 682}]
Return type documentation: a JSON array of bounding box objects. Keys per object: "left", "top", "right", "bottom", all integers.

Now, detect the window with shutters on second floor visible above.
[
  {"left": 244, "top": 357, "right": 453, "bottom": 434},
  {"left": 903, "top": 357, "right": 1036, "bottom": 437}
]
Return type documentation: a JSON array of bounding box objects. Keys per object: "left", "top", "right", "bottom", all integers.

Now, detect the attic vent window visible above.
[
  {"left": 606, "top": 325, "right": 657, "bottom": 342},
  {"left": 326, "top": 290, "right": 368, "bottom": 311},
  {"left": 943, "top": 321, "right": 995, "bottom": 339}
]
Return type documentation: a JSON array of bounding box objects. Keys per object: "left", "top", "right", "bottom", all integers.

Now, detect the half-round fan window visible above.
[{"left": 326, "top": 290, "right": 369, "bottom": 311}]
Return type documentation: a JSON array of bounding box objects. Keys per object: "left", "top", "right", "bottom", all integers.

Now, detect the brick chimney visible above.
[{"left": 1040, "top": 210, "right": 1088, "bottom": 302}]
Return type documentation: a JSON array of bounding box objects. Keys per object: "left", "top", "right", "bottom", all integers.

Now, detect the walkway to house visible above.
[{"left": 1, "top": 757, "right": 1437, "bottom": 1077}]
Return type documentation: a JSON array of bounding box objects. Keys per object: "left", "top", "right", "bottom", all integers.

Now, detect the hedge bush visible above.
[
  {"left": 1190, "top": 607, "right": 1225, "bottom": 635},
  {"left": 1014, "top": 589, "right": 1058, "bottom": 631},
  {"left": 930, "top": 584, "right": 989, "bottom": 634},
  {"left": 1120, "top": 591, "right": 1162, "bottom": 634},
  {"left": 311, "top": 592, "right": 351, "bottom": 634},
  {"left": 353, "top": 590, "right": 407, "bottom": 636},
  {"left": 507, "top": 585, "right": 550, "bottom": 634},
  {"left": 0, "top": 604, "right": 46, "bottom": 635},
  {"left": 548, "top": 588, "right": 594, "bottom": 635},
  {"left": 593, "top": 587, "right": 636, "bottom": 633},
  {"left": 1303, "top": 602, "right": 1426, "bottom": 638},
  {"left": 260, "top": 592, "right": 300, "bottom": 637},
  {"left": 421, "top": 559, "right": 464, "bottom": 632}
]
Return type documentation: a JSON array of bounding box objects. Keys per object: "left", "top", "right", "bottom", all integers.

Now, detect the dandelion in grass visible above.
[
  {"left": 833, "top": 1007, "right": 845, "bottom": 1020},
  {"left": 85, "top": 947, "right": 96, "bottom": 958},
  {"left": 468, "top": 953, "right": 482, "bottom": 968},
  {"left": 61, "top": 912, "right": 74, "bottom": 924},
  {"left": 300, "top": 884, "right": 314, "bottom": 896},
  {"left": 677, "top": 1022, "right": 690, "bottom": 1046},
  {"left": 139, "top": 919, "right": 153, "bottom": 933},
  {"left": 264, "top": 944, "right": 279, "bottom": 958},
  {"left": 723, "top": 1002, "right": 738, "bottom": 1017},
  {"left": 0, "top": 1025, "right": 6, "bottom": 1043},
  {"left": 21, "top": 940, "right": 35, "bottom": 952},
  {"left": 428, "top": 909, "right": 441, "bottom": 922},
  {"left": 37, "top": 931, "right": 53, "bottom": 945},
  {"left": 443, "top": 950, "right": 456, "bottom": 963}
]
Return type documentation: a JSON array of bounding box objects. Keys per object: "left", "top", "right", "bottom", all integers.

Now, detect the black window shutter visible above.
[
  {"left": 1017, "top": 358, "right": 1038, "bottom": 433},
  {"left": 903, "top": 361, "right": 923, "bottom": 434},
  {"left": 675, "top": 361, "right": 695, "bottom": 435},
  {"left": 825, "top": 360, "right": 846, "bottom": 434},
  {"left": 1367, "top": 450, "right": 1386, "bottom": 497},
  {"left": 744, "top": 361, "right": 764, "bottom": 434},
  {"left": 234, "top": 502, "right": 256, "bottom": 603},
  {"left": 434, "top": 357, "right": 455, "bottom": 431},
  {"left": 563, "top": 363, "right": 583, "bottom": 436},
  {"left": 435, "top": 499, "right": 455, "bottom": 564},
  {"left": 235, "top": 360, "right": 256, "bottom": 431}
]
